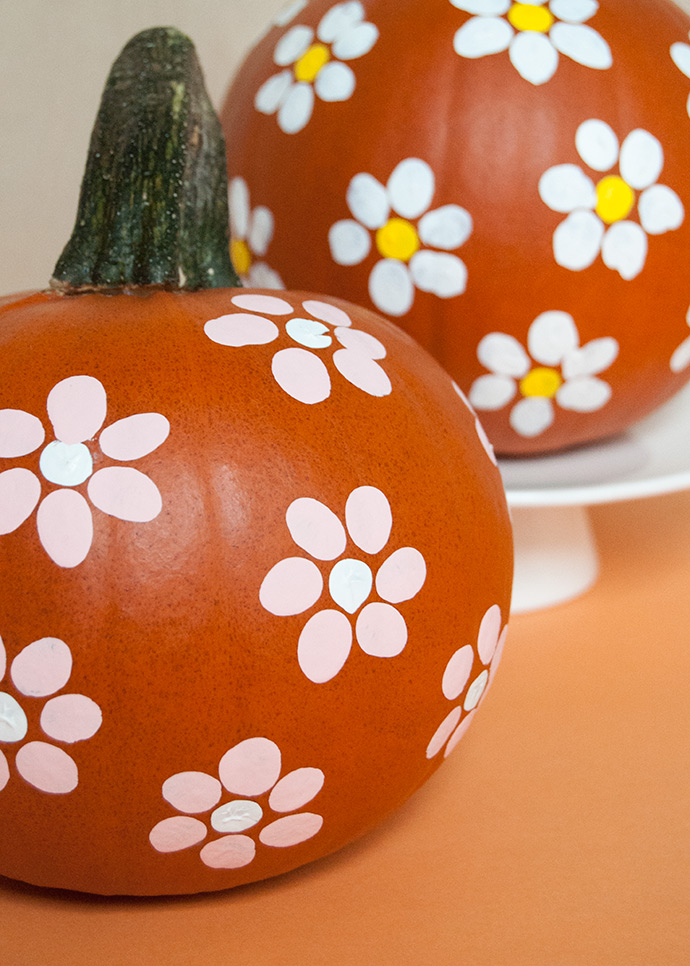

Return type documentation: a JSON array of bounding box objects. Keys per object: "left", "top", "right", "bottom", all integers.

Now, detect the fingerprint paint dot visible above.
[
  {"left": 286, "top": 498, "right": 346, "bottom": 561},
  {"left": 259, "top": 812, "right": 323, "bottom": 848},
  {"left": 200, "top": 834, "right": 256, "bottom": 869},
  {"left": 269, "top": 767, "right": 325, "bottom": 812},
  {"left": 375, "top": 547, "right": 426, "bottom": 604},
  {"left": 11, "top": 637, "right": 72, "bottom": 697},
  {"left": 272, "top": 347, "right": 331, "bottom": 404},
  {"left": 162, "top": 771, "right": 223, "bottom": 814},
  {"left": 231, "top": 294, "right": 293, "bottom": 314},
  {"left": 442, "top": 646, "right": 474, "bottom": 701},
  {"left": 426, "top": 707, "right": 462, "bottom": 759},
  {"left": 477, "top": 604, "right": 503, "bottom": 665},
  {"left": 298, "top": 609, "right": 353, "bottom": 683},
  {"left": 149, "top": 816, "right": 207, "bottom": 853},
  {"left": 259, "top": 557, "right": 323, "bottom": 616},
  {"left": 444, "top": 710, "right": 477, "bottom": 758},
  {"left": 15, "top": 742, "right": 78, "bottom": 794},
  {"left": 219, "top": 737, "right": 282, "bottom": 797},
  {"left": 40, "top": 694, "right": 102, "bottom": 743},
  {"left": 303, "top": 299, "right": 352, "bottom": 328},
  {"left": 356, "top": 602, "right": 407, "bottom": 658}
]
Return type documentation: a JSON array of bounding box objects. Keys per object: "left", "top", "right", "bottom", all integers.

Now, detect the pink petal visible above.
[
  {"left": 298, "top": 609, "right": 353, "bottom": 683},
  {"left": 0, "top": 636, "right": 5, "bottom": 681},
  {"left": 268, "top": 767, "right": 325, "bottom": 812},
  {"left": 162, "top": 771, "right": 223, "bottom": 814},
  {"left": 36, "top": 489, "right": 93, "bottom": 567},
  {"left": 375, "top": 547, "right": 426, "bottom": 603},
  {"left": 47, "top": 375, "right": 107, "bottom": 444},
  {"left": 218, "top": 737, "right": 282, "bottom": 796},
  {"left": 477, "top": 604, "right": 503, "bottom": 665},
  {"left": 303, "top": 299, "right": 352, "bottom": 328},
  {"left": 259, "top": 557, "right": 323, "bottom": 616},
  {"left": 334, "top": 327, "right": 386, "bottom": 358},
  {"left": 0, "top": 409, "right": 45, "bottom": 457},
  {"left": 87, "top": 467, "right": 162, "bottom": 522},
  {"left": 444, "top": 710, "right": 476, "bottom": 758},
  {"left": 426, "top": 707, "right": 462, "bottom": 760},
  {"left": 40, "top": 694, "right": 102, "bottom": 743},
  {"left": 0, "top": 468, "right": 41, "bottom": 535},
  {"left": 15, "top": 741, "right": 78, "bottom": 794},
  {"left": 286, "top": 497, "right": 346, "bottom": 561},
  {"left": 231, "top": 293, "right": 293, "bottom": 314},
  {"left": 332, "top": 349, "right": 392, "bottom": 396},
  {"left": 271, "top": 347, "right": 331, "bottom": 404},
  {"left": 492, "top": 625, "right": 509, "bottom": 672},
  {"left": 204, "top": 312, "right": 280, "bottom": 346},
  {"left": 442, "top": 645, "right": 474, "bottom": 701},
  {"left": 345, "top": 486, "right": 392, "bottom": 554},
  {"left": 259, "top": 812, "right": 323, "bottom": 847},
  {"left": 200, "top": 834, "right": 256, "bottom": 869},
  {"left": 149, "top": 816, "right": 207, "bottom": 853},
  {"left": 11, "top": 637, "right": 72, "bottom": 697},
  {"left": 355, "top": 602, "right": 407, "bottom": 657},
  {"left": 98, "top": 413, "right": 170, "bottom": 461},
  {"left": 0, "top": 750, "right": 8, "bottom": 791}
]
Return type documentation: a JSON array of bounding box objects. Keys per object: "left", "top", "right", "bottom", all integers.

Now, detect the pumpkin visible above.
[
  {"left": 0, "top": 28, "right": 512, "bottom": 895},
  {"left": 221, "top": 0, "right": 690, "bottom": 456}
]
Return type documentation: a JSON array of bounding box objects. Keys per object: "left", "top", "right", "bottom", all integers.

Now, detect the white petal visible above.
[
  {"left": 274, "top": 0, "right": 309, "bottom": 27},
  {"left": 418, "top": 205, "right": 473, "bottom": 249},
  {"left": 450, "top": 0, "right": 510, "bottom": 12},
  {"left": 274, "top": 24, "right": 313, "bottom": 65},
  {"left": 477, "top": 332, "right": 530, "bottom": 377},
  {"left": 528, "top": 311, "right": 579, "bottom": 366},
  {"left": 347, "top": 173, "right": 389, "bottom": 228},
  {"left": 601, "top": 221, "right": 647, "bottom": 280},
  {"left": 255, "top": 70, "right": 293, "bottom": 115},
  {"left": 229, "top": 177, "right": 250, "bottom": 239},
  {"left": 469, "top": 374, "right": 517, "bottom": 410},
  {"left": 329, "top": 558, "right": 373, "bottom": 613},
  {"left": 409, "top": 251, "right": 468, "bottom": 298},
  {"left": 387, "top": 158, "right": 435, "bottom": 219},
  {"left": 87, "top": 467, "right": 162, "bottom": 522},
  {"left": 538, "top": 164, "right": 597, "bottom": 213},
  {"left": 318, "top": 1, "right": 365, "bottom": 43},
  {"left": 314, "top": 61, "right": 356, "bottom": 102},
  {"left": 332, "top": 21, "right": 379, "bottom": 60},
  {"left": 98, "top": 413, "right": 170, "bottom": 461},
  {"left": 549, "top": 0, "right": 598, "bottom": 23},
  {"left": 671, "top": 335, "right": 690, "bottom": 373},
  {"left": 557, "top": 376, "right": 611, "bottom": 411},
  {"left": 619, "top": 129, "right": 664, "bottom": 190},
  {"left": 550, "top": 23, "right": 612, "bottom": 69},
  {"left": 329, "top": 219, "right": 371, "bottom": 265},
  {"left": 453, "top": 17, "right": 513, "bottom": 59},
  {"left": 638, "top": 184, "right": 685, "bottom": 235},
  {"left": 576, "top": 118, "right": 619, "bottom": 172},
  {"left": 510, "top": 396, "right": 554, "bottom": 437},
  {"left": 368, "top": 259, "right": 414, "bottom": 316},
  {"left": 509, "top": 31, "right": 558, "bottom": 85},
  {"left": 562, "top": 336, "right": 618, "bottom": 378},
  {"left": 278, "top": 83, "right": 314, "bottom": 134},
  {"left": 286, "top": 318, "right": 332, "bottom": 349},
  {"left": 248, "top": 206, "right": 274, "bottom": 256},
  {"left": 553, "top": 210, "right": 604, "bottom": 271},
  {"left": 670, "top": 41, "right": 690, "bottom": 80},
  {"left": 248, "top": 263, "right": 285, "bottom": 289}
]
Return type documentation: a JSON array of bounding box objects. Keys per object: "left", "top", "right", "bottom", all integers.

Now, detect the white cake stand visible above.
[{"left": 499, "top": 381, "right": 690, "bottom": 613}]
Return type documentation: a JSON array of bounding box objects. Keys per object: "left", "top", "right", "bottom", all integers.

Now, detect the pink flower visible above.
[
  {"left": 0, "top": 375, "right": 169, "bottom": 567},
  {"left": 149, "top": 737, "right": 325, "bottom": 870},
  {"left": 426, "top": 604, "right": 508, "bottom": 759},
  {"left": 0, "top": 633, "right": 102, "bottom": 794},
  {"left": 260, "top": 486, "right": 427, "bottom": 682}
]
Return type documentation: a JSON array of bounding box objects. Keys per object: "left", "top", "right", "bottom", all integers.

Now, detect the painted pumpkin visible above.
[
  {"left": 0, "top": 28, "right": 512, "bottom": 895},
  {"left": 221, "top": 0, "right": 690, "bottom": 455}
]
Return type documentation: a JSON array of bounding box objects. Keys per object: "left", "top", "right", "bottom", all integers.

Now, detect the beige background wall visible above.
[{"left": 1, "top": 0, "right": 690, "bottom": 294}]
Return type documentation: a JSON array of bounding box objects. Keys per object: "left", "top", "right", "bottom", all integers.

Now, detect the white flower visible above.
[
  {"left": 451, "top": 0, "right": 612, "bottom": 85},
  {"left": 329, "top": 158, "right": 472, "bottom": 317},
  {"left": 539, "top": 119, "right": 685, "bottom": 280},
  {"left": 670, "top": 306, "right": 690, "bottom": 374},
  {"left": 469, "top": 311, "right": 618, "bottom": 438},
  {"left": 228, "top": 177, "right": 284, "bottom": 289},
  {"left": 670, "top": 32, "right": 690, "bottom": 118},
  {"left": 255, "top": 1, "right": 379, "bottom": 134}
]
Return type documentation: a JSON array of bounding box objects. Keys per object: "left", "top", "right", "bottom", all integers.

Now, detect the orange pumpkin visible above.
[
  {"left": 221, "top": 0, "right": 690, "bottom": 455},
  {"left": 0, "top": 28, "right": 511, "bottom": 895}
]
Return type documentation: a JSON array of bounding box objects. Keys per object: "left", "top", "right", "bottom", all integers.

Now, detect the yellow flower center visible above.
[
  {"left": 230, "top": 238, "right": 252, "bottom": 277},
  {"left": 595, "top": 175, "right": 636, "bottom": 225},
  {"left": 294, "top": 43, "right": 331, "bottom": 83},
  {"left": 519, "top": 366, "right": 563, "bottom": 398},
  {"left": 507, "top": 3, "right": 555, "bottom": 32},
  {"left": 375, "top": 218, "right": 421, "bottom": 262}
]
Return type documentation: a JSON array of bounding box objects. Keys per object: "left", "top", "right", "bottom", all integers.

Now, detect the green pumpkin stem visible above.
[{"left": 51, "top": 27, "right": 239, "bottom": 293}]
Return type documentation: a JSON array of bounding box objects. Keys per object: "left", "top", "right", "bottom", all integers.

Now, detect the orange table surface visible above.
[{"left": 1, "top": 490, "right": 688, "bottom": 965}]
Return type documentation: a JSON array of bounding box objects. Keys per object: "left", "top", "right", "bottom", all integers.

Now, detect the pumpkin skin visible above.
[
  {"left": 221, "top": 0, "right": 690, "bottom": 456},
  {"left": 0, "top": 284, "right": 511, "bottom": 895}
]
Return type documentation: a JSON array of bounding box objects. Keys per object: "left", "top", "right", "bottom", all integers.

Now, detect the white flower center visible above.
[
  {"left": 286, "top": 317, "right": 333, "bottom": 349},
  {"left": 39, "top": 441, "right": 93, "bottom": 487},
  {"left": 329, "top": 558, "right": 373, "bottom": 614},
  {"left": 210, "top": 799, "right": 263, "bottom": 834},
  {"left": 0, "top": 692, "right": 28, "bottom": 743}
]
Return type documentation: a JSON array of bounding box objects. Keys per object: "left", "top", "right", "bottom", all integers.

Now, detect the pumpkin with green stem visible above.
[{"left": 0, "top": 27, "right": 511, "bottom": 895}]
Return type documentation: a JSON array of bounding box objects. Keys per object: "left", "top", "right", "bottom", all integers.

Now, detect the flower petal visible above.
[
  {"left": 286, "top": 497, "right": 346, "bottom": 560},
  {"left": 575, "top": 119, "right": 619, "bottom": 172},
  {"left": 375, "top": 547, "right": 426, "bottom": 603},
  {"left": 347, "top": 173, "right": 389, "bottom": 228},
  {"left": 298, "top": 609, "right": 353, "bottom": 683},
  {"left": 149, "top": 816, "right": 207, "bottom": 853},
  {"left": 278, "top": 82, "right": 315, "bottom": 134},
  {"left": 510, "top": 396, "right": 554, "bottom": 437},
  {"left": 329, "top": 219, "right": 372, "bottom": 265},
  {"left": 477, "top": 604, "right": 503, "bottom": 664},
  {"left": 453, "top": 16, "right": 513, "bottom": 59},
  {"left": 98, "top": 413, "right": 170, "bottom": 461},
  {"left": 200, "top": 835, "right": 256, "bottom": 869},
  {"left": 271, "top": 347, "right": 332, "bottom": 404},
  {"left": 550, "top": 22, "right": 612, "bottom": 69},
  {"left": 418, "top": 205, "right": 473, "bottom": 250},
  {"left": 445, "top": 709, "right": 477, "bottom": 757},
  {"left": 549, "top": 0, "right": 598, "bottom": 23},
  {"left": 477, "top": 332, "right": 530, "bottom": 377},
  {"left": 619, "top": 129, "right": 664, "bottom": 190},
  {"left": 314, "top": 61, "right": 356, "bottom": 102},
  {"left": 332, "top": 21, "right": 379, "bottom": 60},
  {"left": 553, "top": 210, "right": 604, "bottom": 271},
  {"left": 304, "top": 299, "right": 352, "bottom": 328},
  {"left": 40, "top": 694, "right": 102, "bottom": 743},
  {"left": 0, "top": 693, "right": 27, "bottom": 742},
  {"left": 469, "top": 374, "right": 516, "bottom": 410},
  {"left": 562, "top": 337, "right": 618, "bottom": 378},
  {"left": 255, "top": 70, "right": 293, "bottom": 115},
  {"left": 0, "top": 409, "right": 45, "bottom": 457},
  {"left": 557, "top": 375, "right": 611, "bottom": 411},
  {"left": 387, "top": 158, "right": 435, "bottom": 219},
  {"left": 450, "top": 0, "right": 510, "bottom": 12},
  {"left": 601, "top": 221, "right": 647, "bottom": 280},
  {"left": 205, "top": 313, "right": 280, "bottom": 347},
  {"left": 162, "top": 771, "right": 222, "bottom": 814},
  {"left": 464, "top": 670, "right": 490, "bottom": 711},
  {"left": 232, "top": 293, "right": 293, "bottom": 314},
  {"left": 509, "top": 31, "right": 558, "bottom": 85},
  {"left": 426, "top": 707, "right": 462, "bottom": 760},
  {"left": 285, "top": 318, "right": 333, "bottom": 349},
  {"left": 248, "top": 206, "right": 274, "bottom": 256},
  {"left": 210, "top": 800, "right": 263, "bottom": 834},
  {"left": 409, "top": 251, "right": 468, "bottom": 298},
  {"left": 16, "top": 741, "right": 78, "bottom": 794},
  {"left": 269, "top": 767, "right": 325, "bottom": 812},
  {"left": 334, "top": 327, "right": 385, "bottom": 358},
  {"left": 356, "top": 602, "right": 407, "bottom": 657},
  {"left": 229, "top": 176, "right": 250, "bottom": 239},
  {"left": 345, "top": 485, "right": 392, "bottom": 553},
  {"left": 37, "top": 489, "right": 93, "bottom": 568},
  {"left": 219, "top": 737, "right": 282, "bottom": 796},
  {"left": 47, "top": 375, "right": 107, "bottom": 444},
  {"left": 442, "top": 645, "right": 474, "bottom": 701},
  {"left": 260, "top": 812, "right": 324, "bottom": 847},
  {"left": 259, "top": 557, "right": 323, "bottom": 616},
  {"left": 88, "top": 467, "right": 162, "bottom": 522},
  {"left": 638, "top": 184, "right": 685, "bottom": 235},
  {"left": 248, "top": 263, "right": 285, "bottom": 289},
  {"left": 317, "top": 1, "right": 365, "bottom": 42},
  {"left": 0, "top": 750, "right": 8, "bottom": 791},
  {"left": 11, "top": 637, "right": 72, "bottom": 697},
  {"left": 369, "top": 259, "right": 414, "bottom": 316},
  {"left": 670, "top": 40, "right": 690, "bottom": 80},
  {"left": 274, "top": 24, "right": 313, "bottom": 65},
  {"left": 538, "top": 164, "right": 597, "bottom": 213},
  {"left": 274, "top": 0, "right": 309, "bottom": 28},
  {"left": 0, "top": 468, "right": 40, "bottom": 535},
  {"left": 671, "top": 335, "right": 690, "bottom": 373},
  {"left": 332, "top": 349, "right": 392, "bottom": 396},
  {"left": 0, "top": 637, "right": 5, "bottom": 681},
  {"left": 528, "top": 311, "right": 579, "bottom": 366}
]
